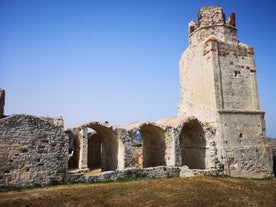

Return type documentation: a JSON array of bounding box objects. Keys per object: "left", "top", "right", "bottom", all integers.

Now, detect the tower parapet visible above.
[{"left": 188, "top": 6, "right": 237, "bottom": 46}]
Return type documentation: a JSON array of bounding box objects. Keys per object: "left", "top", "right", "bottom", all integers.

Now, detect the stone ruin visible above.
[
  {"left": 0, "top": 89, "right": 5, "bottom": 118},
  {"left": 0, "top": 6, "right": 274, "bottom": 187}
]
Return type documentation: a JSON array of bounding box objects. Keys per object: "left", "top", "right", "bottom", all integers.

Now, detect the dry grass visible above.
[
  {"left": 0, "top": 176, "right": 276, "bottom": 207},
  {"left": 84, "top": 168, "right": 102, "bottom": 175}
]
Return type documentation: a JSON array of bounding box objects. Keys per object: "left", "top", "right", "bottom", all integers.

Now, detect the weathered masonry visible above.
[
  {"left": 66, "top": 116, "right": 217, "bottom": 174},
  {"left": 0, "top": 114, "right": 68, "bottom": 186},
  {"left": 0, "top": 6, "right": 274, "bottom": 187},
  {"left": 178, "top": 6, "right": 273, "bottom": 178},
  {"left": 0, "top": 89, "right": 5, "bottom": 118}
]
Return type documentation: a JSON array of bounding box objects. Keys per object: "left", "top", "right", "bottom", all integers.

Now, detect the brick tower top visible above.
[{"left": 188, "top": 6, "right": 238, "bottom": 45}]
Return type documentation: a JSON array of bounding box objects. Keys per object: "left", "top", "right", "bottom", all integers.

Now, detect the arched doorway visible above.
[
  {"left": 88, "top": 133, "right": 103, "bottom": 170},
  {"left": 140, "top": 124, "right": 166, "bottom": 168},
  {"left": 68, "top": 135, "right": 81, "bottom": 170},
  {"left": 87, "top": 124, "right": 121, "bottom": 171},
  {"left": 180, "top": 120, "right": 206, "bottom": 169}
]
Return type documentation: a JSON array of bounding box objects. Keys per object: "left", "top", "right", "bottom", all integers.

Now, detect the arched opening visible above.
[
  {"left": 68, "top": 135, "right": 81, "bottom": 170},
  {"left": 88, "top": 133, "right": 103, "bottom": 170},
  {"left": 87, "top": 125, "right": 120, "bottom": 171},
  {"left": 131, "top": 131, "right": 143, "bottom": 168},
  {"left": 140, "top": 124, "right": 166, "bottom": 168},
  {"left": 179, "top": 120, "right": 206, "bottom": 169},
  {"left": 273, "top": 156, "right": 276, "bottom": 176}
]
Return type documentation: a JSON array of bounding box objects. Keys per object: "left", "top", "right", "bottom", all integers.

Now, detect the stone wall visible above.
[
  {"left": 140, "top": 124, "right": 166, "bottom": 167},
  {"left": 267, "top": 138, "right": 276, "bottom": 175},
  {"left": 164, "top": 117, "right": 218, "bottom": 169},
  {"left": 0, "top": 114, "right": 68, "bottom": 187},
  {"left": 212, "top": 40, "right": 259, "bottom": 111},
  {"left": 69, "top": 117, "right": 218, "bottom": 174},
  {"left": 67, "top": 122, "right": 132, "bottom": 172},
  {"left": 218, "top": 112, "right": 272, "bottom": 178},
  {"left": 66, "top": 166, "right": 181, "bottom": 183},
  {"left": 0, "top": 89, "right": 5, "bottom": 118},
  {"left": 178, "top": 37, "right": 218, "bottom": 124},
  {"left": 188, "top": 6, "right": 237, "bottom": 46},
  {"left": 132, "top": 146, "right": 143, "bottom": 168},
  {"left": 66, "top": 166, "right": 222, "bottom": 183}
]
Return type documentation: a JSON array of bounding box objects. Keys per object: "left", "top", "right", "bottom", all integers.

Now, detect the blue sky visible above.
[{"left": 1, "top": 0, "right": 276, "bottom": 137}]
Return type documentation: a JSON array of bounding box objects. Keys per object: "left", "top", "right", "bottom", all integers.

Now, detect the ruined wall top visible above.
[
  {"left": 188, "top": 6, "right": 237, "bottom": 45},
  {"left": 0, "top": 89, "right": 5, "bottom": 118},
  {"left": 41, "top": 116, "right": 64, "bottom": 128}
]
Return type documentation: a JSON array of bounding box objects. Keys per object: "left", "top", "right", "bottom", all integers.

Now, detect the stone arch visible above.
[
  {"left": 179, "top": 119, "right": 206, "bottom": 169},
  {"left": 86, "top": 123, "right": 123, "bottom": 171},
  {"left": 68, "top": 134, "right": 81, "bottom": 170},
  {"left": 87, "top": 133, "right": 102, "bottom": 170},
  {"left": 140, "top": 124, "right": 166, "bottom": 168}
]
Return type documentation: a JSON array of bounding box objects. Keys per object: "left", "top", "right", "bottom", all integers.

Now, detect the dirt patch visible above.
[{"left": 84, "top": 168, "right": 102, "bottom": 175}]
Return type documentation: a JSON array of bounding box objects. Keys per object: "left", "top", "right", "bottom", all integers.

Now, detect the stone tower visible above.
[{"left": 178, "top": 6, "right": 273, "bottom": 178}]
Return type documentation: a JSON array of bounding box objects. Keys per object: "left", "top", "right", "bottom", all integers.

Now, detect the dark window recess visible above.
[
  {"left": 234, "top": 71, "right": 240, "bottom": 76},
  {"left": 273, "top": 156, "right": 276, "bottom": 176}
]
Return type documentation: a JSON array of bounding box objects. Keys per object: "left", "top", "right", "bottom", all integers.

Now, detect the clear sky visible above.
[{"left": 1, "top": 0, "right": 276, "bottom": 137}]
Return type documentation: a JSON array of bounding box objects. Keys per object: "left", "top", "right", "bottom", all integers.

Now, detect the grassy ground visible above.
[{"left": 0, "top": 176, "right": 275, "bottom": 207}]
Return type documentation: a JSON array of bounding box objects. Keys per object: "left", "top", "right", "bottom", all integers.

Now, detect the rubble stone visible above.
[{"left": 0, "top": 115, "right": 68, "bottom": 187}]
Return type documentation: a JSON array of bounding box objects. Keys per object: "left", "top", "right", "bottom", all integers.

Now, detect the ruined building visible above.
[
  {"left": 66, "top": 6, "right": 272, "bottom": 179},
  {"left": 178, "top": 6, "right": 273, "bottom": 177},
  {"left": 0, "top": 6, "right": 273, "bottom": 187}
]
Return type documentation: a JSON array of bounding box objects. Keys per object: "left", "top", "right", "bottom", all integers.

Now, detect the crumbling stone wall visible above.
[
  {"left": 69, "top": 118, "right": 217, "bottom": 173},
  {"left": 140, "top": 124, "right": 166, "bottom": 167},
  {"left": 66, "top": 166, "right": 182, "bottom": 183},
  {"left": 66, "top": 127, "right": 87, "bottom": 170},
  {"left": 156, "top": 116, "right": 217, "bottom": 169},
  {"left": 188, "top": 6, "right": 237, "bottom": 46},
  {"left": 121, "top": 122, "right": 179, "bottom": 169},
  {"left": 132, "top": 146, "right": 143, "bottom": 168},
  {"left": 0, "top": 89, "right": 5, "bottom": 118},
  {"left": 67, "top": 122, "right": 132, "bottom": 172},
  {"left": 0, "top": 114, "right": 68, "bottom": 187},
  {"left": 179, "top": 120, "right": 206, "bottom": 169},
  {"left": 267, "top": 138, "right": 276, "bottom": 175},
  {"left": 67, "top": 131, "right": 82, "bottom": 170},
  {"left": 88, "top": 133, "right": 102, "bottom": 169},
  {"left": 218, "top": 112, "right": 273, "bottom": 178}
]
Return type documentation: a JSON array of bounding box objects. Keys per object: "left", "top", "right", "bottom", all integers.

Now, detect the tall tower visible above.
[{"left": 178, "top": 6, "right": 272, "bottom": 178}]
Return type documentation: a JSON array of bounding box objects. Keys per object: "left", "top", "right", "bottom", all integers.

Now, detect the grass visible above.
[{"left": 0, "top": 176, "right": 275, "bottom": 207}]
